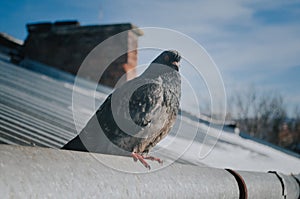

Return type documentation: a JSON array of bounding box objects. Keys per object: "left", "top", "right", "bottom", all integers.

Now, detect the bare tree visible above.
[
  {"left": 292, "top": 105, "right": 300, "bottom": 132},
  {"left": 291, "top": 106, "right": 300, "bottom": 151},
  {"left": 230, "top": 87, "right": 286, "bottom": 143},
  {"left": 230, "top": 86, "right": 256, "bottom": 135}
]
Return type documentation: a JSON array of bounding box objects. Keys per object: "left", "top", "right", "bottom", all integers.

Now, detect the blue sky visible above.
[{"left": 1, "top": 0, "right": 300, "bottom": 116}]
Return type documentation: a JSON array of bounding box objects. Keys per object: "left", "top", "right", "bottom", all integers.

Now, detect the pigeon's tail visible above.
[{"left": 61, "top": 135, "right": 88, "bottom": 152}]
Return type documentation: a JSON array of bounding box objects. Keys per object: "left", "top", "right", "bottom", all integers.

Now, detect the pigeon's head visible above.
[{"left": 152, "top": 50, "right": 181, "bottom": 71}]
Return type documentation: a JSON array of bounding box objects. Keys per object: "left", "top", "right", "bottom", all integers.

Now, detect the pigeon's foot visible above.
[
  {"left": 131, "top": 152, "right": 163, "bottom": 169},
  {"left": 131, "top": 152, "right": 151, "bottom": 169}
]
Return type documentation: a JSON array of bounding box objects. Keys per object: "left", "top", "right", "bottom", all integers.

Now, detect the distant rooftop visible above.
[{"left": 0, "top": 32, "right": 23, "bottom": 46}]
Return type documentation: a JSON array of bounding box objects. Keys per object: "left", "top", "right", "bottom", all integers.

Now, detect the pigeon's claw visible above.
[
  {"left": 144, "top": 156, "right": 163, "bottom": 165},
  {"left": 131, "top": 152, "right": 151, "bottom": 170}
]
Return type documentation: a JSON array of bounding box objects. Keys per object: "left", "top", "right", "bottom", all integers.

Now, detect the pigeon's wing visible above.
[
  {"left": 129, "top": 82, "right": 164, "bottom": 128},
  {"left": 128, "top": 81, "right": 180, "bottom": 153},
  {"left": 89, "top": 80, "right": 165, "bottom": 150}
]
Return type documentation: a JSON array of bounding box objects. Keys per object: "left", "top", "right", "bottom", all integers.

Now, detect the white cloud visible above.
[{"left": 211, "top": 24, "right": 300, "bottom": 71}]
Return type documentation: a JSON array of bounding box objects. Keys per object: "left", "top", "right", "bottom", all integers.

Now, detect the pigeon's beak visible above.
[{"left": 172, "top": 61, "right": 180, "bottom": 67}]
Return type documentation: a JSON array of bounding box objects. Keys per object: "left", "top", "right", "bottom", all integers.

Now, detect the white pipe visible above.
[{"left": 0, "top": 144, "right": 299, "bottom": 198}]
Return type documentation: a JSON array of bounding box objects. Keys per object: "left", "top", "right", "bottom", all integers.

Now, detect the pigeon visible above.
[{"left": 62, "top": 50, "right": 181, "bottom": 169}]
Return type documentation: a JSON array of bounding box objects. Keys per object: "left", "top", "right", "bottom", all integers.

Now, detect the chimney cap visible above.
[
  {"left": 26, "top": 22, "right": 52, "bottom": 33},
  {"left": 26, "top": 21, "right": 143, "bottom": 36},
  {"left": 53, "top": 20, "right": 80, "bottom": 27},
  {"left": 26, "top": 20, "right": 80, "bottom": 33}
]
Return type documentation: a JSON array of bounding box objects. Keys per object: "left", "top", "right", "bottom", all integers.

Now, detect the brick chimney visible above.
[{"left": 23, "top": 21, "right": 143, "bottom": 87}]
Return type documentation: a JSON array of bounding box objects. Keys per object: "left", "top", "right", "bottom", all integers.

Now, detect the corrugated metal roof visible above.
[{"left": 0, "top": 57, "right": 109, "bottom": 148}]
